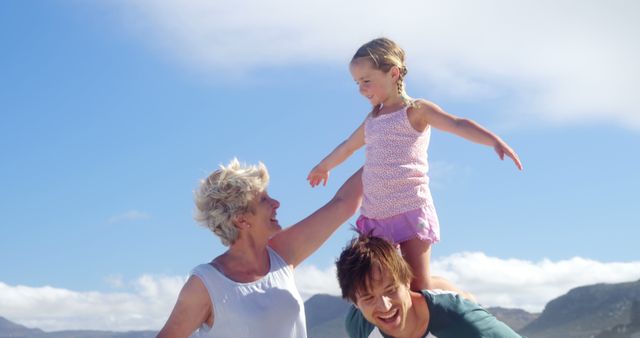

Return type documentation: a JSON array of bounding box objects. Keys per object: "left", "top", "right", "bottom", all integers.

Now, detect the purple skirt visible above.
[{"left": 356, "top": 205, "right": 440, "bottom": 245}]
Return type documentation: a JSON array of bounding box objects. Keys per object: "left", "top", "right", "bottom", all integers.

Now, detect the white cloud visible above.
[
  {"left": 0, "top": 275, "right": 185, "bottom": 332},
  {"left": 107, "top": 210, "right": 151, "bottom": 224},
  {"left": 102, "top": 0, "right": 640, "bottom": 129},
  {"left": 430, "top": 252, "right": 640, "bottom": 312},
  {"left": 295, "top": 265, "right": 341, "bottom": 300},
  {"left": 295, "top": 252, "right": 640, "bottom": 313},
  {"left": 2, "top": 253, "right": 639, "bottom": 331}
]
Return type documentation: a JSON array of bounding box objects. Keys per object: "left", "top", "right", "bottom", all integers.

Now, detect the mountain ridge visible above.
[
  {"left": 521, "top": 279, "right": 640, "bottom": 338},
  {"left": 3, "top": 279, "right": 640, "bottom": 338}
]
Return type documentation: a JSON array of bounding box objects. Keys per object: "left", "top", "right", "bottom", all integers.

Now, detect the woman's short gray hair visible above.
[{"left": 193, "top": 158, "right": 269, "bottom": 246}]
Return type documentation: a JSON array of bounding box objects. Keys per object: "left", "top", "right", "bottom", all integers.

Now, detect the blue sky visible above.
[{"left": 1, "top": 0, "right": 639, "bottom": 332}]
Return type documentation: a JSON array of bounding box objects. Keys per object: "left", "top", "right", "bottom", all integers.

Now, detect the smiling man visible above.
[{"left": 336, "top": 235, "right": 522, "bottom": 338}]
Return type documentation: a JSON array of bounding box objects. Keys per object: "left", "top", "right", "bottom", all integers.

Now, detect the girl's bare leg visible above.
[{"left": 400, "top": 237, "right": 477, "bottom": 302}]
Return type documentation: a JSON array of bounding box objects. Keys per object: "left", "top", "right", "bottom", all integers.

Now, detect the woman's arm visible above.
[
  {"left": 307, "top": 121, "right": 365, "bottom": 187},
  {"left": 413, "top": 99, "right": 523, "bottom": 170},
  {"left": 157, "top": 275, "right": 212, "bottom": 338},
  {"left": 271, "top": 168, "right": 363, "bottom": 267}
]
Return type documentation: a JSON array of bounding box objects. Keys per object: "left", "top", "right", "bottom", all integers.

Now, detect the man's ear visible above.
[{"left": 351, "top": 294, "right": 360, "bottom": 308}]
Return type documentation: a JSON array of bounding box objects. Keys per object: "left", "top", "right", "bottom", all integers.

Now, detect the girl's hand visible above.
[
  {"left": 494, "top": 141, "right": 523, "bottom": 170},
  {"left": 307, "top": 165, "right": 330, "bottom": 187}
]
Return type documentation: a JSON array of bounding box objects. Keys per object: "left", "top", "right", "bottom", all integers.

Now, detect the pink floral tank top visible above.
[{"left": 361, "top": 104, "right": 434, "bottom": 219}]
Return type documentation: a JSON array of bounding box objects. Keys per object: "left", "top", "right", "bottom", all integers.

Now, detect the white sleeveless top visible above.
[{"left": 190, "top": 247, "right": 307, "bottom": 338}]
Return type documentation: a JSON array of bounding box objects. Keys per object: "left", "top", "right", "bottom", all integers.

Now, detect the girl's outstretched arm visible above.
[
  {"left": 307, "top": 121, "right": 366, "bottom": 187},
  {"left": 413, "top": 99, "right": 523, "bottom": 170}
]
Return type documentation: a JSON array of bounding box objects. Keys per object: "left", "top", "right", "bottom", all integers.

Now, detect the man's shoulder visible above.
[
  {"left": 345, "top": 305, "right": 383, "bottom": 338},
  {"left": 421, "top": 290, "right": 523, "bottom": 337},
  {"left": 420, "top": 289, "right": 460, "bottom": 309},
  {"left": 345, "top": 305, "right": 369, "bottom": 337}
]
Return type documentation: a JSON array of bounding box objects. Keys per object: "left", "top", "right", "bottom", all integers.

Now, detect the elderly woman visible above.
[{"left": 157, "top": 159, "right": 362, "bottom": 338}]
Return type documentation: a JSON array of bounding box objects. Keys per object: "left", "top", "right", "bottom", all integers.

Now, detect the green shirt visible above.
[{"left": 345, "top": 290, "right": 523, "bottom": 338}]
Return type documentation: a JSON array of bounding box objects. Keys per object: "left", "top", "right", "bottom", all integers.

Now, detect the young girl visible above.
[{"left": 308, "top": 37, "right": 522, "bottom": 293}]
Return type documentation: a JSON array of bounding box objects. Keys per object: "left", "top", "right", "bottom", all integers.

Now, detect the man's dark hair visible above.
[{"left": 336, "top": 235, "right": 413, "bottom": 303}]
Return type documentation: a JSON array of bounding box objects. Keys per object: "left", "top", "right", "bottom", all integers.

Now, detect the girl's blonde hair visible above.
[
  {"left": 352, "top": 37, "right": 415, "bottom": 116},
  {"left": 193, "top": 158, "right": 269, "bottom": 246}
]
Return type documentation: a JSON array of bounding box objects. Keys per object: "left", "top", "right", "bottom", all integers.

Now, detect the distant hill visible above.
[
  {"left": 595, "top": 300, "right": 640, "bottom": 338},
  {"left": 0, "top": 316, "right": 45, "bottom": 338},
  {"left": 485, "top": 306, "right": 539, "bottom": 331},
  {"left": 306, "top": 281, "right": 640, "bottom": 338},
  {"left": 0, "top": 296, "right": 538, "bottom": 338},
  {"left": 4, "top": 280, "right": 640, "bottom": 338},
  {"left": 303, "top": 294, "right": 539, "bottom": 337},
  {"left": 305, "top": 293, "right": 352, "bottom": 338},
  {"left": 0, "top": 295, "right": 353, "bottom": 338},
  {"left": 522, "top": 279, "right": 640, "bottom": 338},
  {"left": 0, "top": 317, "right": 155, "bottom": 338},
  {"left": 40, "top": 331, "right": 156, "bottom": 338}
]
